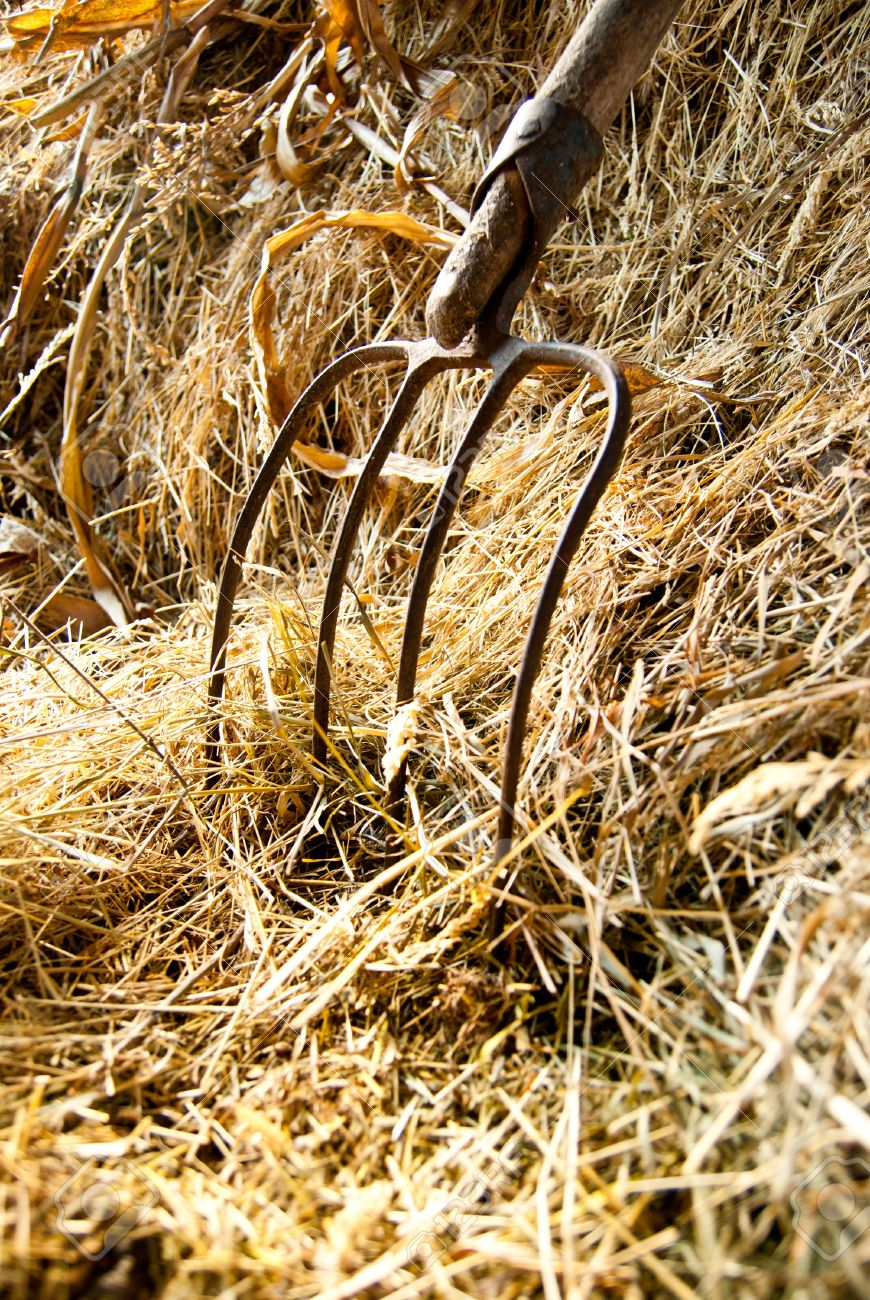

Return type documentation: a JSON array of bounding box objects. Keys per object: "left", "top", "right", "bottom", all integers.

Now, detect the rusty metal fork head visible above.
[
  {"left": 205, "top": 326, "right": 629, "bottom": 923},
  {"left": 206, "top": 90, "right": 633, "bottom": 937}
]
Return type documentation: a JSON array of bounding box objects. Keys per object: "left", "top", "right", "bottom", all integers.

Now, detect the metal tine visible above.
[
  {"left": 311, "top": 341, "right": 481, "bottom": 765},
  {"left": 386, "top": 338, "right": 537, "bottom": 810},
  {"left": 206, "top": 341, "right": 412, "bottom": 779},
  {"left": 489, "top": 342, "right": 631, "bottom": 937}
]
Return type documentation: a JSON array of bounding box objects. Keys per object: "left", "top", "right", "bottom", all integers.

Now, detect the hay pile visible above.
[{"left": 1, "top": 0, "right": 868, "bottom": 1294}]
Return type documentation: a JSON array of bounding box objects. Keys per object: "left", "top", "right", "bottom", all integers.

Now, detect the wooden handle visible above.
[{"left": 426, "top": 0, "right": 683, "bottom": 347}]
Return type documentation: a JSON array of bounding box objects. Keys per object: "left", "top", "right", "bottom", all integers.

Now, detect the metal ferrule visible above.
[{"left": 470, "top": 97, "right": 603, "bottom": 332}]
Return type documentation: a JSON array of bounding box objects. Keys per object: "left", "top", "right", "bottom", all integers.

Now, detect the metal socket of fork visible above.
[{"left": 471, "top": 97, "right": 603, "bottom": 333}]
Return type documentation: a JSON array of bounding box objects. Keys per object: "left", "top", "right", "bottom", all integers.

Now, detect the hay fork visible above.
[{"left": 207, "top": 0, "right": 681, "bottom": 935}]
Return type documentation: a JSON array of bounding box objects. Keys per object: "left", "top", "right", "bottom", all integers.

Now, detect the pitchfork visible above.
[{"left": 207, "top": 0, "right": 682, "bottom": 938}]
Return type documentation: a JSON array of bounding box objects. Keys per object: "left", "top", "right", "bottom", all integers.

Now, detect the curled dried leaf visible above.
[
  {"left": 56, "top": 25, "right": 215, "bottom": 623},
  {"left": 0, "top": 517, "right": 42, "bottom": 572},
  {"left": 275, "top": 49, "right": 330, "bottom": 186},
  {"left": 0, "top": 192, "right": 77, "bottom": 350},
  {"left": 5, "top": 96, "right": 39, "bottom": 115},
  {"left": 251, "top": 209, "right": 453, "bottom": 424},
  {"left": 4, "top": 0, "right": 201, "bottom": 47},
  {"left": 395, "top": 74, "right": 459, "bottom": 190},
  {"left": 292, "top": 440, "right": 446, "bottom": 484},
  {"left": 319, "top": 0, "right": 445, "bottom": 95},
  {"left": 45, "top": 111, "right": 89, "bottom": 142},
  {"left": 0, "top": 101, "right": 100, "bottom": 350},
  {"left": 60, "top": 200, "right": 141, "bottom": 627},
  {"left": 688, "top": 756, "right": 870, "bottom": 854},
  {"left": 37, "top": 592, "right": 112, "bottom": 637},
  {"left": 584, "top": 362, "right": 663, "bottom": 397}
]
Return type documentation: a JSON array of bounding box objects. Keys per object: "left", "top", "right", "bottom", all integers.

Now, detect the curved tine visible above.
[
  {"left": 312, "top": 352, "right": 459, "bottom": 765},
  {"left": 387, "top": 345, "right": 536, "bottom": 809},
  {"left": 490, "top": 343, "right": 631, "bottom": 930},
  {"left": 206, "top": 342, "right": 410, "bottom": 780}
]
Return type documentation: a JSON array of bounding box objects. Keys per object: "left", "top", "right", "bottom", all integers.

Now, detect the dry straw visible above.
[{"left": 0, "top": 0, "right": 868, "bottom": 1295}]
